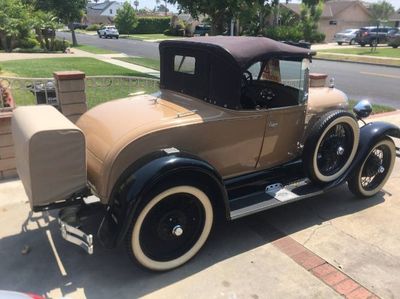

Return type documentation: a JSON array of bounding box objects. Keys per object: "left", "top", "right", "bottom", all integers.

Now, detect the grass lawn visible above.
[
  {"left": 319, "top": 47, "right": 400, "bottom": 58},
  {"left": 0, "top": 57, "right": 159, "bottom": 107},
  {"left": 348, "top": 100, "right": 395, "bottom": 115},
  {"left": 120, "top": 34, "right": 185, "bottom": 41},
  {"left": 0, "top": 57, "right": 149, "bottom": 77},
  {"left": 315, "top": 53, "right": 400, "bottom": 67},
  {"left": 73, "top": 44, "right": 118, "bottom": 54},
  {"left": 114, "top": 57, "right": 160, "bottom": 70}
]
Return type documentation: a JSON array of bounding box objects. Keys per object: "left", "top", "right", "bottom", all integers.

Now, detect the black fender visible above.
[
  {"left": 325, "top": 121, "right": 400, "bottom": 189},
  {"left": 97, "top": 149, "right": 228, "bottom": 248}
]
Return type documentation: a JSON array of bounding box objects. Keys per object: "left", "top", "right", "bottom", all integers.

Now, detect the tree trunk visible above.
[{"left": 70, "top": 24, "right": 78, "bottom": 46}]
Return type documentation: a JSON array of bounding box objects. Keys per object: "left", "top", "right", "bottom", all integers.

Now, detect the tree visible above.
[
  {"left": 370, "top": 0, "right": 395, "bottom": 23},
  {"left": 32, "top": 11, "right": 60, "bottom": 51},
  {"left": 115, "top": 2, "right": 138, "bottom": 34},
  {"left": 0, "top": 0, "right": 31, "bottom": 52},
  {"left": 300, "top": 0, "right": 324, "bottom": 42},
  {"left": 168, "top": 0, "right": 255, "bottom": 35},
  {"left": 26, "top": 0, "right": 86, "bottom": 46}
]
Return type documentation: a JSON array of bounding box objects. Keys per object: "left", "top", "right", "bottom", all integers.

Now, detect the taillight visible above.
[{"left": 363, "top": 32, "right": 368, "bottom": 36}]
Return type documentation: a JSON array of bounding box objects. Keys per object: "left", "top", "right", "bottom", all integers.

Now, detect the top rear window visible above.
[{"left": 174, "top": 55, "right": 196, "bottom": 75}]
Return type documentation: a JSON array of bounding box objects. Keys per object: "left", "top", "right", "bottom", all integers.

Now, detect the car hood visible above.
[{"left": 76, "top": 93, "right": 206, "bottom": 163}]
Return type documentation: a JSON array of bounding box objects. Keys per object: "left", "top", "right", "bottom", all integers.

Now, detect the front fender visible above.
[
  {"left": 97, "top": 150, "right": 228, "bottom": 248},
  {"left": 326, "top": 121, "right": 400, "bottom": 189}
]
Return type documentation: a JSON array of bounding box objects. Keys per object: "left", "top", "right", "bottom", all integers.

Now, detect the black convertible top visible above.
[
  {"left": 159, "top": 36, "right": 314, "bottom": 109},
  {"left": 160, "top": 36, "right": 315, "bottom": 70}
]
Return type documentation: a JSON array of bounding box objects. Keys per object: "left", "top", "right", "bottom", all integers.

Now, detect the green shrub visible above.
[
  {"left": 17, "top": 37, "right": 40, "bottom": 49},
  {"left": 132, "top": 17, "right": 170, "bottom": 34},
  {"left": 53, "top": 39, "right": 70, "bottom": 52},
  {"left": 86, "top": 24, "right": 101, "bottom": 31},
  {"left": 263, "top": 26, "right": 304, "bottom": 42},
  {"left": 309, "top": 31, "right": 325, "bottom": 43}
]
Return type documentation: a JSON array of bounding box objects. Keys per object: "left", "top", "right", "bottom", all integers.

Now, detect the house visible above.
[
  {"left": 389, "top": 9, "right": 400, "bottom": 27},
  {"left": 282, "top": 0, "right": 372, "bottom": 42},
  {"left": 85, "top": 0, "right": 123, "bottom": 25}
]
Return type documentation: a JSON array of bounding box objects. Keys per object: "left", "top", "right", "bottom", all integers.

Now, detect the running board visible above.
[{"left": 229, "top": 179, "right": 323, "bottom": 220}]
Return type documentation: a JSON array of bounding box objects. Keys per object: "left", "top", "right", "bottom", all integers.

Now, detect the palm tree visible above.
[{"left": 134, "top": 0, "right": 139, "bottom": 11}]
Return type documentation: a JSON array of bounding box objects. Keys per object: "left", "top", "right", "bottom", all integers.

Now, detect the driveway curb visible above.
[{"left": 273, "top": 236, "right": 380, "bottom": 298}]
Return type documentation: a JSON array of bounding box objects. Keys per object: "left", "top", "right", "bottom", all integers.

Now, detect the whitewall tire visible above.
[
  {"left": 128, "top": 185, "right": 213, "bottom": 271},
  {"left": 348, "top": 138, "right": 396, "bottom": 198},
  {"left": 304, "top": 110, "right": 360, "bottom": 184}
]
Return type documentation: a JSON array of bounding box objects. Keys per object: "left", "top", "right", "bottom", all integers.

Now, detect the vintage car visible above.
[{"left": 12, "top": 37, "right": 400, "bottom": 271}]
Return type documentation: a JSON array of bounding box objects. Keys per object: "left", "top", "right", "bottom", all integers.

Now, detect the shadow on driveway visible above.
[{"left": 0, "top": 184, "right": 386, "bottom": 298}]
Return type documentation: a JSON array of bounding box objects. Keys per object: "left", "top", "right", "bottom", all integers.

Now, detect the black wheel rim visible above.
[
  {"left": 139, "top": 192, "right": 206, "bottom": 262},
  {"left": 317, "top": 123, "right": 354, "bottom": 176},
  {"left": 360, "top": 144, "right": 392, "bottom": 191}
]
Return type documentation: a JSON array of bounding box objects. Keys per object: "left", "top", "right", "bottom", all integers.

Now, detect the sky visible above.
[{"left": 115, "top": 0, "right": 400, "bottom": 12}]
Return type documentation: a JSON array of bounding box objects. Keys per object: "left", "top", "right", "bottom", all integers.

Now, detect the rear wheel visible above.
[
  {"left": 127, "top": 184, "right": 214, "bottom": 271},
  {"left": 303, "top": 110, "right": 360, "bottom": 184},
  {"left": 348, "top": 138, "right": 395, "bottom": 198}
]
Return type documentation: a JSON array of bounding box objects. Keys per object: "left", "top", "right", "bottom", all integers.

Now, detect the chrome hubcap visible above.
[
  {"left": 172, "top": 225, "right": 183, "bottom": 237},
  {"left": 378, "top": 166, "right": 385, "bottom": 173},
  {"left": 337, "top": 146, "right": 345, "bottom": 156}
]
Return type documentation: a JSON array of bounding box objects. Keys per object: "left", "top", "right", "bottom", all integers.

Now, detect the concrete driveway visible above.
[{"left": 1, "top": 113, "right": 399, "bottom": 299}]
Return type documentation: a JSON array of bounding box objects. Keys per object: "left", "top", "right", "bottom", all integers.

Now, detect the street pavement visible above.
[
  {"left": 0, "top": 112, "right": 400, "bottom": 298},
  {"left": 57, "top": 32, "right": 400, "bottom": 109}
]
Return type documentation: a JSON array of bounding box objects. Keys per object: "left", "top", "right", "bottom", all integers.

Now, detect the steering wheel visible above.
[
  {"left": 241, "top": 71, "right": 253, "bottom": 89},
  {"left": 256, "top": 88, "right": 275, "bottom": 107}
]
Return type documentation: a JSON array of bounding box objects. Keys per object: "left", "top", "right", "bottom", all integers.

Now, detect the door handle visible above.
[{"left": 268, "top": 120, "right": 278, "bottom": 128}]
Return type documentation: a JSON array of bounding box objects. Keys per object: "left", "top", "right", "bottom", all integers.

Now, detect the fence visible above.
[{"left": 0, "top": 76, "right": 160, "bottom": 109}]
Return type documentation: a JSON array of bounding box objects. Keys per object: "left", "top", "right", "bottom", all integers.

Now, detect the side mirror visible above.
[{"left": 353, "top": 100, "right": 372, "bottom": 119}]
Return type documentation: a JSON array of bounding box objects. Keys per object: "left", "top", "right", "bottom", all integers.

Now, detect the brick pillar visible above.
[
  {"left": 0, "top": 111, "right": 17, "bottom": 180},
  {"left": 53, "top": 71, "right": 87, "bottom": 123}
]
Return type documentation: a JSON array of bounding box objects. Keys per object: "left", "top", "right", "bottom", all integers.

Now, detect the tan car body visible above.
[{"left": 77, "top": 86, "right": 348, "bottom": 203}]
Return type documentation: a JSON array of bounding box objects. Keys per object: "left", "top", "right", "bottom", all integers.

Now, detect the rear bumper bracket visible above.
[{"left": 58, "top": 218, "right": 94, "bottom": 255}]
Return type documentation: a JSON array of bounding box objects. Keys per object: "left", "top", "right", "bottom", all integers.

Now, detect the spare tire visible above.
[{"left": 303, "top": 110, "right": 359, "bottom": 184}]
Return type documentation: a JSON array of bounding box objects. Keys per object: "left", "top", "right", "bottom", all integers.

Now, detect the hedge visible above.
[{"left": 131, "top": 17, "right": 170, "bottom": 34}]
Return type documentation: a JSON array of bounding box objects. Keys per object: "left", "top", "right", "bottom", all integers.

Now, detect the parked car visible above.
[
  {"left": 97, "top": 25, "right": 119, "bottom": 39},
  {"left": 12, "top": 36, "right": 400, "bottom": 272},
  {"left": 388, "top": 28, "right": 400, "bottom": 48},
  {"left": 355, "top": 26, "right": 394, "bottom": 46},
  {"left": 333, "top": 28, "right": 359, "bottom": 45},
  {"left": 193, "top": 24, "right": 211, "bottom": 36}
]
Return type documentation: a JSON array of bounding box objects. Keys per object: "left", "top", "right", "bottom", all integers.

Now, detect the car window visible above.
[
  {"left": 174, "top": 55, "right": 196, "bottom": 74},
  {"left": 370, "top": 28, "right": 378, "bottom": 32},
  {"left": 247, "top": 62, "right": 262, "bottom": 79}
]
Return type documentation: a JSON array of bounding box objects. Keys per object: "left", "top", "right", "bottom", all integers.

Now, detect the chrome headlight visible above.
[{"left": 353, "top": 99, "right": 372, "bottom": 119}]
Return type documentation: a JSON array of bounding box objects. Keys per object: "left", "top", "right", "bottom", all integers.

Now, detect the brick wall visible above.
[{"left": 0, "top": 111, "right": 17, "bottom": 180}]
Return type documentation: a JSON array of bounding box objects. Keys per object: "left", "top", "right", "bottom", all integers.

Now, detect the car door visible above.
[{"left": 256, "top": 59, "right": 309, "bottom": 169}]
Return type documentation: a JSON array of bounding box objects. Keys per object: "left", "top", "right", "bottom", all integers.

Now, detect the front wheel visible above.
[
  {"left": 127, "top": 185, "right": 214, "bottom": 271},
  {"left": 348, "top": 138, "right": 396, "bottom": 198},
  {"left": 303, "top": 110, "right": 360, "bottom": 184},
  {"left": 337, "top": 42, "right": 343, "bottom": 45}
]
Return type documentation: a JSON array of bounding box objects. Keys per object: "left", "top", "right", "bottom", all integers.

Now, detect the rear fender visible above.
[{"left": 97, "top": 150, "right": 228, "bottom": 248}]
